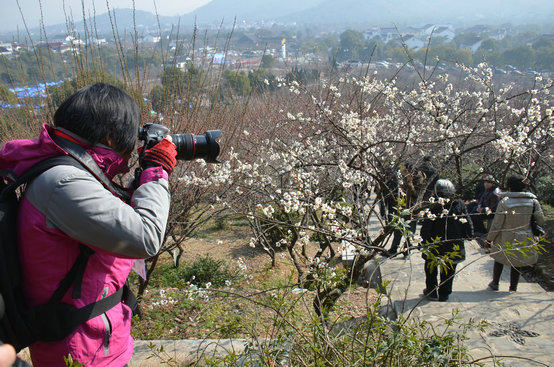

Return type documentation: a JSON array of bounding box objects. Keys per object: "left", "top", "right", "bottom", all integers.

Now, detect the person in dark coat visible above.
[
  {"left": 466, "top": 169, "right": 489, "bottom": 214},
  {"left": 420, "top": 179, "right": 474, "bottom": 302},
  {"left": 472, "top": 175, "right": 501, "bottom": 235},
  {"left": 417, "top": 155, "right": 438, "bottom": 201}
]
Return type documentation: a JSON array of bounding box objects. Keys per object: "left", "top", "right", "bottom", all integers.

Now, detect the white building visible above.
[
  {"left": 403, "top": 35, "right": 425, "bottom": 50},
  {"left": 0, "top": 43, "right": 13, "bottom": 55}
]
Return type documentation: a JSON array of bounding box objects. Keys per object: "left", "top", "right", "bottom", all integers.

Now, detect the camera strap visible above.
[{"left": 53, "top": 135, "right": 131, "bottom": 202}]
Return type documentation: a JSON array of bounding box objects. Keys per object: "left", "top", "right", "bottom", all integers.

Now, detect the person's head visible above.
[
  {"left": 53, "top": 83, "right": 140, "bottom": 157},
  {"left": 506, "top": 175, "right": 526, "bottom": 192},
  {"left": 423, "top": 155, "right": 432, "bottom": 163},
  {"left": 434, "top": 178, "right": 455, "bottom": 198},
  {"left": 483, "top": 174, "right": 496, "bottom": 189}
]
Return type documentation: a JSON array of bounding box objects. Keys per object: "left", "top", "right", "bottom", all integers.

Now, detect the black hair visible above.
[
  {"left": 507, "top": 175, "right": 526, "bottom": 192},
  {"left": 53, "top": 83, "right": 140, "bottom": 154}
]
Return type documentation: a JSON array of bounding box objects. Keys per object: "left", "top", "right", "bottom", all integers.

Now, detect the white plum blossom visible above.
[{"left": 212, "top": 62, "right": 552, "bottom": 291}]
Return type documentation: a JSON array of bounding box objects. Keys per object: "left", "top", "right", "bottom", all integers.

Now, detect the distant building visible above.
[
  {"left": 36, "top": 42, "right": 71, "bottom": 53},
  {"left": 403, "top": 23, "right": 455, "bottom": 42},
  {"left": 463, "top": 25, "right": 492, "bottom": 35},
  {"left": 403, "top": 35, "right": 425, "bottom": 50},
  {"left": 91, "top": 38, "right": 107, "bottom": 45},
  {"left": 0, "top": 43, "right": 13, "bottom": 55},
  {"left": 143, "top": 35, "right": 161, "bottom": 43},
  {"left": 379, "top": 27, "right": 398, "bottom": 43},
  {"left": 362, "top": 27, "right": 398, "bottom": 43},
  {"left": 362, "top": 27, "right": 380, "bottom": 40},
  {"left": 233, "top": 33, "right": 284, "bottom": 50},
  {"left": 433, "top": 26, "right": 455, "bottom": 42}
]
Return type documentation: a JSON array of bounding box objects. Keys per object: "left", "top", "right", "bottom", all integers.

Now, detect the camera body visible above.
[{"left": 138, "top": 123, "right": 221, "bottom": 163}]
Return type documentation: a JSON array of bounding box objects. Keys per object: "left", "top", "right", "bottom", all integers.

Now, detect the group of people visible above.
[
  {"left": 465, "top": 170, "right": 501, "bottom": 237},
  {"left": 380, "top": 158, "right": 546, "bottom": 303},
  {"left": 379, "top": 156, "right": 437, "bottom": 257}
]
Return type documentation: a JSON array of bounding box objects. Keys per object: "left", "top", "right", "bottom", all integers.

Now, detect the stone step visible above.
[{"left": 379, "top": 240, "right": 554, "bottom": 366}]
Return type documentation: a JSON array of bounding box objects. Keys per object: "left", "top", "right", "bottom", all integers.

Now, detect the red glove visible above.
[{"left": 140, "top": 139, "right": 177, "bottom": 174}]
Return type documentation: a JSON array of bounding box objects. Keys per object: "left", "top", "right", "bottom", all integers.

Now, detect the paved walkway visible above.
[
  {"left": 128, "top": 339, "right": 254, "bottom": 366},
  {"left": 379, "top": 239, "right": 554, "bottom": 366}
]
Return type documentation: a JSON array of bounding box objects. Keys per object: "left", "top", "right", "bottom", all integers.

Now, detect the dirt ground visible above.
[{"left": 175, "top": 225, "right": 378, "bottom": 321}]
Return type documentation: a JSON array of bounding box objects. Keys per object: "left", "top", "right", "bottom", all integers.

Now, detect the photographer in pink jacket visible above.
[{"left": 0, "top": 83, "right": 177, "bottom": 366}]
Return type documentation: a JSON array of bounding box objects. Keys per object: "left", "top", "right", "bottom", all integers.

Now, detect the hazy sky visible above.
[{"left": 0, "top": 0, "right": 212, "bottom": 32}]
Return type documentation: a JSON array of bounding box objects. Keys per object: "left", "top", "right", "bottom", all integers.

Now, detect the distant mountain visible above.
[
  {"left": 276, "top": 0, "right": 554, "bottom": 27},
  {"left": 67, "top": 9, "right": 179, "bottom": 35},
  {"left": 180, "top": 0, "right": 326, "bottom": 27},
  {"left": 185, "top": 0, "right": 554, "bottom": 28},
  {"left": 12, "top": 9, "right": 180, "bottom": 39},
  {"left": 5, "top": 0, "right": 552, "bottom": 39}
]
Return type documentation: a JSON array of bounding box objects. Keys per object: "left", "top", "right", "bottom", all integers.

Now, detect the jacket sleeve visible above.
[
  {"left": 489, "top": 192, "right": 500, "bottom": 212},
  {"left": 533, "top": 199, "right": 545, "bottom": 226},
  {"left": 486, "top": 200, "right": 506, "bottom": 243},
  {"left": 25, "top": 165, "right": 171, "bottom": 258}
]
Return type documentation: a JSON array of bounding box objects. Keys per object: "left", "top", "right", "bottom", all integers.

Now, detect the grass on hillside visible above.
[{"left": 130, "top": 212, "right": 378, "bottom": 340}]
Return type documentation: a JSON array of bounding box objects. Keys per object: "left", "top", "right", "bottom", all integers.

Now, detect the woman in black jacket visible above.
[{"left": 421, "top": 179, "right": 474, "bottom": 302}]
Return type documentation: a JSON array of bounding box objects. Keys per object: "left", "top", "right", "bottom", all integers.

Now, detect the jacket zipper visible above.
[{"left": 101, "top": 287, "right": 112, "bottom": 355}]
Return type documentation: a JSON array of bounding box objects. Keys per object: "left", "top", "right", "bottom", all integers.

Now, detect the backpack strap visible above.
[
  {"left": 45, "top": 242, "right": 125, "bottom": 326},
  {"left": 0, "top": 169, "right": 17, "bottom": 185},
  {"left": 45, "top": 244, "right": 94, "bottom": 301},
  {"left": 14, "top": 154, "right": 136, "bottom": 330},
  {"left": 1, "top": 156, "right": 81, "bottom": 199}
]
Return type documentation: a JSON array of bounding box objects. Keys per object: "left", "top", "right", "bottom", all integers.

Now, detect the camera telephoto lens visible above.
[
  {"left": 170, "top": 130, "right": 221, "bottom": 163},
  {"left": 138, "top": 124, "right": 222, "bottom": 163}
]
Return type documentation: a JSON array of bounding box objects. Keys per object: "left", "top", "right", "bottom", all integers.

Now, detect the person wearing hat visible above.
[
  {"left": 472, "top": 174, "right": 501, "bottom": 236},
  {"left": 420, "top": 179, "right": 474, "bottom": 302},
  {"left": 417, "top": 155, "right": 438, "bottom": 201}
]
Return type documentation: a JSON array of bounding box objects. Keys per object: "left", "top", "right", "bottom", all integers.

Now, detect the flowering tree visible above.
[{"left": 219, "top": 62, "right": 553, "bottom": 317}]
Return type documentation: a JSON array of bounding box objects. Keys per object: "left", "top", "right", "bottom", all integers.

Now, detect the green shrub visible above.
[
  {"left": 536, "top": 174, "right": 554, "bottom": 206},
  {"left": 150, "top": 255, "right": 238, "bottom": 288}
]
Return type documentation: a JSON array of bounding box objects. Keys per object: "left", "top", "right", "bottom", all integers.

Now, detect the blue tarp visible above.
[
  {"left": 1, "top": 103, "right": 45, "bottom": 109},
  {"left": 8, "top": 80, "right": 64, "bottom": 99}
]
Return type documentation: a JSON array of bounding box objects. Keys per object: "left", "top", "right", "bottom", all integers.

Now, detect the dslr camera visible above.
[{"left": 138, "top": 123, "right": 222, "bottom": 163}]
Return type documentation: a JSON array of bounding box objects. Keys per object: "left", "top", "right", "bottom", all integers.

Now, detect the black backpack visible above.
[{"left": 0, "top": 138, "right": 137, "bottom": 352}]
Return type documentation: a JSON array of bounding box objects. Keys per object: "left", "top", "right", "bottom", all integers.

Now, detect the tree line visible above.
[{"left": 319, "top": 29, "right": 554, "bottom": 72}]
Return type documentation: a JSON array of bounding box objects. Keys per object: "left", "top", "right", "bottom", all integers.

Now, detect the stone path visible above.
[
  {"left": 379, "top": 239, "right": 554, "bottom": 367},
  {"left": 128, "top": 339, "right": 253, "bottom": 366}
]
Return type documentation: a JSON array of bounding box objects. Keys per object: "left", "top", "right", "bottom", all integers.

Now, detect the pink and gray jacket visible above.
[{"left": 0, "top": 124, "right": 170, "bottom": 366}]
